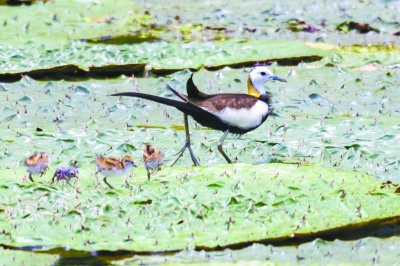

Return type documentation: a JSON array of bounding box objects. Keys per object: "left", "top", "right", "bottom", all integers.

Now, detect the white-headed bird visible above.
[{"left": 111, "top": 66, "right": 286, "bottom": 164}]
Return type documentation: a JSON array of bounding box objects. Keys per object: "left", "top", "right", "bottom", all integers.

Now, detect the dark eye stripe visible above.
[{"left": 261, "top": 72, "right": 266, "bottom": 76}]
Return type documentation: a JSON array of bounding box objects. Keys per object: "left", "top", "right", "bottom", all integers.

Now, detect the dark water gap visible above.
[
  {"left": 2, "top": 215, "right": 400, "bottom": 265},
  {"left": 0, "top": 56, "right": 323, "bottom": 82}
]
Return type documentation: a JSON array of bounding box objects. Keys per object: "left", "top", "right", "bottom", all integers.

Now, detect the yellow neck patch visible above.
[{"left": 247, "top": 76, "right": 260, "bottom": 98}]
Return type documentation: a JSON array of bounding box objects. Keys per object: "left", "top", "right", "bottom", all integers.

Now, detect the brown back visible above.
[
  {"left": 96, "top": 156, "right": 123, "bottom": 169},
  {"left": 25, "top": 152, "right": 49, "bottom": 166}
]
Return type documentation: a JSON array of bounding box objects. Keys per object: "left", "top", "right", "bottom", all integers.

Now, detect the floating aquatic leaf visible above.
[
  {"left": 18, "top": 95, "right": 34, "bottom": 103},
  {"left": 73, "top": 85, "right": 91, "bottom": 95},
  {"left": 0, "top": 163, "right": 399, "bottom": 253}
]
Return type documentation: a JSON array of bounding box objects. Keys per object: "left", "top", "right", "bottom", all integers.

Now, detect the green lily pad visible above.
[
  {"left": 0, "top": 247, "right": 59, "bottom": 266},
  {"left": 0, "top": 163, "right": 399, "bottom": 252},
  {"left": 120, "top": 237, "right": 400, "bottom": 265}
]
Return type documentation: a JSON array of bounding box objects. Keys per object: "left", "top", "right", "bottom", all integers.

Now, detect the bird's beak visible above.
[{"left": 271, "top": 75, "right": 287, "bottom": 82}]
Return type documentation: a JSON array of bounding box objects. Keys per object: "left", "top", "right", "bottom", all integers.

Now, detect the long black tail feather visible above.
[
  {"left": 110, "top": 92, "right": 189, "bottom": 110},
  {"left": 110, "top": 92, "right": 211, "bottom": 121},
  {"left": 110, "top": 91, "right": 231, "bottom": 132},
  {"left": 167, "top": 86, "right": 187, "bottom": 102}
]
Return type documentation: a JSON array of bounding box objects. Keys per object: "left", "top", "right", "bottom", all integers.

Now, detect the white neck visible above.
[{"left": 250, "top": 78, "right": 266, "bottom": 95}]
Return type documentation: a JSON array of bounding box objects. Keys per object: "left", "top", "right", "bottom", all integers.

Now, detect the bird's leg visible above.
[
  {"left": 28, "top": 173, "right": 34, "bottom": 182},
  {"left": 50, "top": 174, "right": 56, "bottom": 185},
  {"left": 184, "top": 114, "right": 200, "bottom": 166},
  {"left": 146, "top": 168, "right": 151, "bottom": 181},
  {"left": 40, "top": 167, "right": 48, "bottom": 179},
  {"left": 94, "top": 170, "right": 101, "bottom": 185},
  {"left": 218, "top": 130, "right": 232, "bottom": 164},
  {"left": 66, "top": 180, "right": 77, "bottom": 189},
  {"left": 92, "top": 172, "right": 105, "bottom": 192},
  {"left": 170, "top": 114, "right": 200, "bottom": 167},
  {"left": 125, "top": 171, "right": 133, "bottom": 185},
  {"left": 103, "top": 177, "right": 114, "bottom": 189},
  {"left": 151, "top": 168, "right": 160, "bottom": 175}
]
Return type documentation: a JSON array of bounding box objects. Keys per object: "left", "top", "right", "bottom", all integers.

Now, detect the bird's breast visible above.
[
  {"left": 98, "top": 168, "right": 125, "bottom": 177},
  {"left": 26, "top": 163, "right": 48, "bottom": 174},
  {"left": 212, "top": 100, "right": 269, "bottom": 129},
  {"left": 145, "top": 158, "right": 163, "bottom": 170}
]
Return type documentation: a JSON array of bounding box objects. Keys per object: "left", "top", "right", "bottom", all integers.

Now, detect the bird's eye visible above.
[{"left": 260, "top": 72, "right": 266, "bottom": 76}]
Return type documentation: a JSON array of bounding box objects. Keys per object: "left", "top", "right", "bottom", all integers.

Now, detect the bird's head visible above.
[
  {"left": 122, "top": 156, "right": 137, "bottom": 168},
  {"left": 143, "top": 144, "right": 155, "bottom": 156},
  {"left": 248, "top": 66, "right": 287, "bottom": 98},
  {"left": 67, "top": 167, "right": 79, "bottom": 179}
]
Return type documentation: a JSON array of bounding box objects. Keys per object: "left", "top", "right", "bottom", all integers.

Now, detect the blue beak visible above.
[{"left": 271, "top": 75, "right": 287, "bottom": 82}]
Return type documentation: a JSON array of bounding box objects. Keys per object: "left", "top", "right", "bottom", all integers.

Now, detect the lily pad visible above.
[
  {"left": 0, "top": 247, "right": 59, "bottom": 266},
  {"left": 0, "top": 163, "right": 399, "bottom": 252}
]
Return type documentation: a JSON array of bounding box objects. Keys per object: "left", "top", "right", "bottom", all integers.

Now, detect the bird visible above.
[
  {"left": 142, "top": 144, "right": 164, "bottom": 181},
  {"left": 111, "top": 66, "right": 287, "bottom": 164},
  {"left": 51, "top": 161, "right": 80, "bottom": 188},
  {"left": 24, "top": 151, "right": 49, "bottom": 182},
  {"left": 95, "top": 155, "right": 136, "bottom": 189}
]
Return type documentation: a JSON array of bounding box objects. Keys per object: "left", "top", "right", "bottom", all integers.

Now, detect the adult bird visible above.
[{"left": 111, "top": 66, "right": 287, "bottom": 164}]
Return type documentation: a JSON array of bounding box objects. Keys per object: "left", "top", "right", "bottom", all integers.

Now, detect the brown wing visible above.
[
  {"left": 144, "top": 152, "right": 164, "bottom": 161},
  {"left": 25, "top": 152, "right": 39, "bottom": 166},
  {"left": 25, "top": 152, "right": 48, "bottom": 166},
  {"left": 187, "top": 94, "right": 259, "bottom": 113},
  {"left": 37, "top": 152, "right": 49, "bottom": 164},
  {"left": 143, "top": 145, "right": 163, "bottom": 161},
  {"left": 96, "top": 156, "right": 122, "bottom": 170},
  {"left": 182, "top": 74, "right": 259, "bottom": 112},
  {"left": 170, "top": 84, "right": 259, "bottom": 113}
]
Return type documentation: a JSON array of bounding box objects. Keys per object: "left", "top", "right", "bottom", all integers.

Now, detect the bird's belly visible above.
[
  {"left": 145, "top": 159, "right": 163, "bottom": 170},
  {"left": 98, "top": 168, "right": 127, "bottom": 177},
  {"left": 27, "top": 164, "right": 47, "bottom": 174},
  {"left": 215, "top": 101, "right": 269, "bottom": 129}
]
